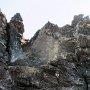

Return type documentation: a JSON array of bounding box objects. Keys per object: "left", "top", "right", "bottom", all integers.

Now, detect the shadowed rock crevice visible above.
[
  {"left": 83, "top": 76, "right": 88, "bottom": 90},
  {"left": 5, "top": 23, "right": 11, "bottom": 63}
]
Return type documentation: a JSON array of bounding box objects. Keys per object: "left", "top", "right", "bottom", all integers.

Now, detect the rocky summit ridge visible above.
[{"left": 0, "top": 12, "right": 90, "bottom": 90}]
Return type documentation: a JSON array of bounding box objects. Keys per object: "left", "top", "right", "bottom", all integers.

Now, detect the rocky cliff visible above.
[{"left": 0, "top": 12, "right": 90, "bottom": 90}]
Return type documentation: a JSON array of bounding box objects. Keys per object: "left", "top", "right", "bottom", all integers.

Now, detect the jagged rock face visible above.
[
  {"left": 30, "top": 22, "right": 60, "bottom": 66},
  {"left": 9, "top": 13, "right": 24, "bottom": 62},
  {"left": 20, "top": 15, "right": 90, "bottom": 90},
  {"left": 0, "top": 11, "right": 90, "bottom": 90},
  {"left": 0, "top": 12, "right": 24, "bottom": 90},
  {"left": 0, "top": 12, "right": 8, "bottom": 61}
]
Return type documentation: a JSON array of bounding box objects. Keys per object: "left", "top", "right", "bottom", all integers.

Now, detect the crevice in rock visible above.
[
  {"left": 5, "top": 23, "right": 11, "bottom": 63},
  {"left": 15, "top": 79, "right": 41, "bottom": 89},
  {"left": 83, "top": 76, "right": 88, "bottom": 90}
]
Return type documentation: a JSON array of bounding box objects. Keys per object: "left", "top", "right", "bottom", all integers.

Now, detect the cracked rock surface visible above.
[{"left": 0, "top": 11, "right": 90, "bottom": 90}]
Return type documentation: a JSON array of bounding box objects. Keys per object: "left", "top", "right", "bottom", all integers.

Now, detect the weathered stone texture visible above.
[{"left": 0, "top": 12, "right": 90, "bottom": 90}]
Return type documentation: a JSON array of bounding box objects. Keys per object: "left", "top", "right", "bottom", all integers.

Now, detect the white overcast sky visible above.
[{"left": 0, "top": 0, "right": 90, "bottom": 39}]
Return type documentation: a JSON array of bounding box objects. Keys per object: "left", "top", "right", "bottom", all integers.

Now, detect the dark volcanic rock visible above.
[
  {"left": 0, "top": 60, "right": 12, "bottom": 90},
  {"left": 8, "top": 13, "right": 24, "bottom": 62},
  {"left": 20, "top": 14, "right": 90, "bottom": 90},
  {"left": 0, "top": 11, "right": 90, "bottom": 90},
  {"left": 0, "top": 12, "right": 8, "bottom": 61}
]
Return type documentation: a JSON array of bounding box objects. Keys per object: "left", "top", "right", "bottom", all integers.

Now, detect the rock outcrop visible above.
[
  {"left": 9, "top": 13, "right": 24, "bottom": 62},
  {"left": 0, "top": 11, "right": 90, "bottom": 90}
]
